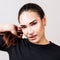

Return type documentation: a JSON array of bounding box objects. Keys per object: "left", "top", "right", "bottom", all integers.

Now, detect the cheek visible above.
[
  {"left": 33, "top": 23, "right": 41, "bottom": 33},
  {"left": 34, "top": 23, "right": 44, "bottom": 36}
]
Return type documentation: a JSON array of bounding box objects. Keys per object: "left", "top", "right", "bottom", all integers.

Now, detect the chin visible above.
[{"left": 29, "top": 38, "right": 40, "bottom": 44}]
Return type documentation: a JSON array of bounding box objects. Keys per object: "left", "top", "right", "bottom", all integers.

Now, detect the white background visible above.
[{"left": 0, "top": 0, "right": 60, "bottom": 60}]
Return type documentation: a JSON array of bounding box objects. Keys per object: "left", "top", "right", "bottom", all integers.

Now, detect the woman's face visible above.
[{"left": 19, "top": 11, "right": 46, "bottom": 44}]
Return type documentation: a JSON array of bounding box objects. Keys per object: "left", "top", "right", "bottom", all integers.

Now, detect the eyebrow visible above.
[
  {"left": 20, "top": 20, "right": 36, "bottom": 27},
  {"left": 30, "top": 20, "right": 37, "bottom": 25}
]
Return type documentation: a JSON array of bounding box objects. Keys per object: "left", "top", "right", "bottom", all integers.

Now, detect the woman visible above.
[{"left": 0, "top": 3, "right": 60, "bottom": 60}]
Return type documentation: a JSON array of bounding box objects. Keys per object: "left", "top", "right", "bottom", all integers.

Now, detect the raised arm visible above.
[
  {"left": 0, "top": 24, "right": 18, "bottom": 36},
  {"left": 0, "top": 24, "right": 23, "bottom": 50}
]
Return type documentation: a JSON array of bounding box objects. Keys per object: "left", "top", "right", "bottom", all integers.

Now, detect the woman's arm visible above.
[
  {"left": 0, "top": 24, "right": 18, "bottom": 36},
  {"left": 0, "top": 24, "right": 23, "bottom": 50}
]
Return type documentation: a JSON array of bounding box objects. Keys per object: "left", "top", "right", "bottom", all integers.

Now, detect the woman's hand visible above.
[
  {"left": 17, "top": 26, "right": 23, "bottom": 38},
  {"left": 0, "top": 24, "right": 23, "bottom": 38},
  {"left": 8, "top": 24, "right": 18, "bottom": 36}
]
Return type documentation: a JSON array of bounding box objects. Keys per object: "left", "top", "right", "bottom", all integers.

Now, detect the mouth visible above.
[{"left": 29, "top": 35, "right": 37, "bottom": 40}]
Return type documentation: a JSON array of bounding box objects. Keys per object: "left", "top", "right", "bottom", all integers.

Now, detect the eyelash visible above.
[
  {"left": 31, "top": 22, "right": 37, "bottom": 26},
  {"left": 21, "top": 26, "right": 26, "bottom": 29}
]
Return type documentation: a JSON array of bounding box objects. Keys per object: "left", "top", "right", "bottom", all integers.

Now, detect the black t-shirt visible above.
[{"left": 0, "top": 35, "right": 60, "bottom": 60}]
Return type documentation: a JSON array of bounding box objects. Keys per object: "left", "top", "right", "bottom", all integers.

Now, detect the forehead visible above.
[{"left": 19, "top": 11, "right": 40, "bottom": 25}]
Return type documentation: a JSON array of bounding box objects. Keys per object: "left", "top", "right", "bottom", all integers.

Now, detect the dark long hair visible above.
[
  {"left": 0, "top": 32, "right": 17, "bottom": 48},
  {"left": 0, "top": 28, "right": 22, "bottom": 48},
  {"left": 18, "top": 3, "right": 45, "bottom": 23}
]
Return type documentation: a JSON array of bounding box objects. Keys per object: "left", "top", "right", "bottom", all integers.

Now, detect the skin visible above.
[{"left": 19, "top": 11, "right": 49, "bottom": 45}]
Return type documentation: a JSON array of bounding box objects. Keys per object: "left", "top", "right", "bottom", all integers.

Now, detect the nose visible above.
[{"left": 27, "top": 27, "right": 34, "bottom": 35}]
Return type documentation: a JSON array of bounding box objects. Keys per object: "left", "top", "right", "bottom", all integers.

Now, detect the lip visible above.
[{"left": 29, "top": 35, "right": 37, "bottom": 40}]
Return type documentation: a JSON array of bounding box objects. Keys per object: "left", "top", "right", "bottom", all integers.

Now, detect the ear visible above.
[{"left": 42, "top": 16, "right": 46, "bottom": 26}]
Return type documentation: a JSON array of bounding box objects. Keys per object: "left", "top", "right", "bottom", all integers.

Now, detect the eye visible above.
[
  {"left": 21, "top": 26, "right": 27, "bottom": 29},
  {"left": 31, "top": 21, "right": 37, "bottom": 26}
]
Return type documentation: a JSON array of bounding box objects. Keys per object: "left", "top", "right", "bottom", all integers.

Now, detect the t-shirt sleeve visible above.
[{"left": 0, "top": 35, "right": 8, "bottom": 51}]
